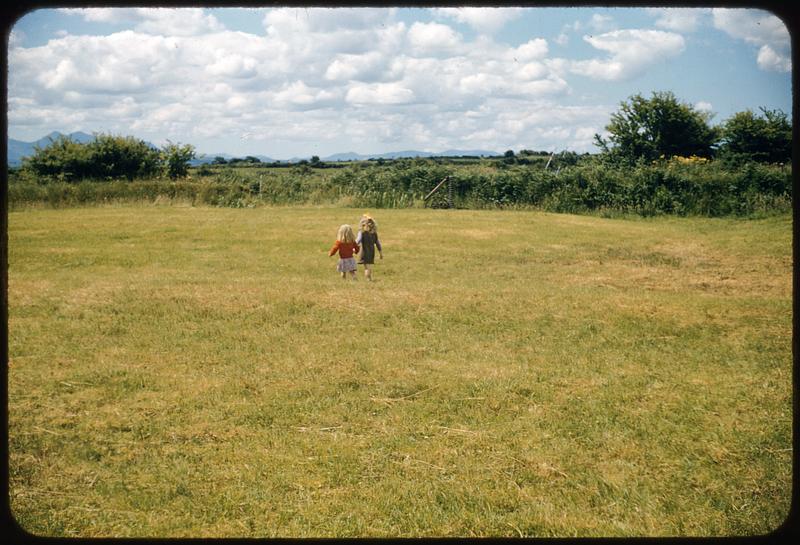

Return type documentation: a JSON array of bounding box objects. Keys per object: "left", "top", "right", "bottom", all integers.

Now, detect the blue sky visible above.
[{"left": 7, "top": 6, "right": 792, "bottom": 159}]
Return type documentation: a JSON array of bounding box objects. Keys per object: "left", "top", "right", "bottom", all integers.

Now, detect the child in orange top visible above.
[{"left": 329, "top": 224, "right": 360, "bottom": 280}]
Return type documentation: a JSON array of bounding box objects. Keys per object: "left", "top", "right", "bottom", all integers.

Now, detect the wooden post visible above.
[
  {"left": 423, "top": 176, "right": 450, "bottom": 202},
  {"left": 544, "top": 151, "right": 555, "bottom": 170}
]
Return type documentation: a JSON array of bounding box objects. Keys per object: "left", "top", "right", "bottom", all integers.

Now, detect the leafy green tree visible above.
[
  {"left": 595, "top": 91, "right": 718, "bottom": 164},
  {"left": 161, "top": 141, "right": 195, "bottom": 179},
  {"left": 88, "top": 134, "right": 160, "bottom": 180},
  {"left": 212, "top": 156, "right": 228, "bottom": 165},
  {"left": 718, "top": 108, "right": 791, "bottom": 164},
  {"left": 24, "top": 135, "right": 93, "bottom": 181}
]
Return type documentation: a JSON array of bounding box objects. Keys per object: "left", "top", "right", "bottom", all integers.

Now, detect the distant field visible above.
[{"left": 7, "top": 205, "right": 792, "bottom": 537}]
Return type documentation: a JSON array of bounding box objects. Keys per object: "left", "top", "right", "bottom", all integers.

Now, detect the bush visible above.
[
  {"left": 23, "top": 133, "right": 161, "bottom": 181},
  {"left": 161, "top": 141, "right": 195, "bottom": 179},
  {"left": 8, "top": 155, "right": 792, "bottom": 217}
]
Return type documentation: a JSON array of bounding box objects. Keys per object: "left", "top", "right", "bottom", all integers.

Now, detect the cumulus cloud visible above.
[
  {"left": 568, "top": 29, "right": 685, "bottom": 81},
  {"left": 8, "top": 28, "right": 25, "bottom": 48},
  {"left": 407, "top": 22, "right": 462, "bottom": 56},
  {"left": 757, "top": 44, "right": 792, "bottom": 72},
  {"left": 509, "top": 38, "right": 549, "bottom": 61},
  {"left": 346, "top": 82, "right": 415, "bottom": 105},
  {"left": 588, "top": 14, "right": 615, "bottom": 32},
  {"left": 62, "top": 7, "right": 224, "bottom": 36},
  {"left": 433, "top": 7, "right": 524, "bottom": 34},
  {"left": 712, "top": 8, "right": 791, "bottom": 72},
  {"left": 694, "top": 101, "right": 713, "bottom": 112},
  {"left": 325, "top": 51, "right": 390, "bottom": 82},
  {"left": 9, "top": 7, "right": 643, "bottom": 155},
  {"left": 648, "top": 8, "right": 706, "bottom": 32}
]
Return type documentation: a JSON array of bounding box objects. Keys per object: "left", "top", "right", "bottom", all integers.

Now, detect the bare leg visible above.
[
  {"left": 341, "top": 271, "right": 346, "bottom": 280},
  {"left": 364, "top": 264, "right": 372, "bottom": 281},
  {"left": 350, "top": 270, "right": 357, "bottom": 280}
]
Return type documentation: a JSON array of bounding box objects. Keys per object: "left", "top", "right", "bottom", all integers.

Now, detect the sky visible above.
[{"left": 6, "top": 5, "right": 793, "bottom": 160}]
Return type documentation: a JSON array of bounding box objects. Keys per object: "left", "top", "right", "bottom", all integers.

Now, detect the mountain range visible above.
[{"left": 6, "top": 131, "right": 500, "bottom": 166}]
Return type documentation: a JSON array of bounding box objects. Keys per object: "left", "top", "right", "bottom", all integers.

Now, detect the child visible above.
[
  {"left": 329, "top": 224, "right": 360, "bottom": 280},
  {"left": 356, "top": 214, "right": 383, "bottom": 281}
]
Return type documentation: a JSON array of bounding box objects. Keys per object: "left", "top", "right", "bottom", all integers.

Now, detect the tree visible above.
[
  {"left": 23, "top": 133, "right": 159, "bottom": 181},
  {"left": 595, "top": 91, "right": 718, "bottom": 164},
  {"left": 88, "top": 134, "right": 160, "bottom": 180},
  {"left": 212, "top": 156, "right": 228, "bottom": 165},
  {"left": 718, "top": 108, "right": 791, "bottom": 164},
  {"left": 161, "top": 141, "right": 195, "bottom": 179},
  {"left": 24, "top": 135, "right": 93, "bottom": 181}
]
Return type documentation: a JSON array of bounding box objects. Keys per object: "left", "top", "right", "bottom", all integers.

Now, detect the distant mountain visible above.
[
  {"left": 439, "top": 149, "right": 502, "bottom": 157},
  {"left": 318, "top": 149, "right": 500, "bottom": 162},
  {"left": 322, "top": 152, "right": 365, "bottom": 162},
  {"left": 191, "top": 153, "right": 275, "bottom": 165},
  {"left": 7, "top": 132, "right": 500, "bottom": 167},
  {"left": 8, "top": 131, "right": 92, "bottom": 166}
]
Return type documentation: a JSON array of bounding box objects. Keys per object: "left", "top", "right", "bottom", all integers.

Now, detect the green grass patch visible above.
[{"left": 8, "top": 206, "right": 792, "bottom": 537}]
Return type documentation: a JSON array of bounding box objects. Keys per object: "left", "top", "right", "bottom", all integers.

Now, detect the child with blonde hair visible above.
[
  {"left": 329, "top": 224, "right": 360, "bottom": 280},
  {"left": 356, "top": 214, "right": 383, "bottom": 281}
]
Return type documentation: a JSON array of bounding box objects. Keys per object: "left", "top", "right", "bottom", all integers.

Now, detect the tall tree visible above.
[
  {"left": 595, "top": 91, "right": 718, "bottom": 164},
  {"left": 718, "top": 108, "right": 791, "bottom": 164},
  {"left": 161, "top": 141, "right": 195, "bottom": 179}
]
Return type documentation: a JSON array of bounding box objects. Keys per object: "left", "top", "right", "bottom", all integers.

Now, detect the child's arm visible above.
[
  {"left": 329, "top": 240, "right": 340, "bottom": 256},
  {"left": 355, "top": 231, "right": 362, "bottom": 245},
  {"left": 375, "top": 235, "right": 383, "bottom": 257}
]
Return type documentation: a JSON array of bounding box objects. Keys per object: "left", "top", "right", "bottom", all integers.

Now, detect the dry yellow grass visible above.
[{"left": 7, "top": 206, "right": 792, "bottom": 538}]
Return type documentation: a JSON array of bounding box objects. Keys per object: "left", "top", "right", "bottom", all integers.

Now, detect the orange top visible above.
[{"left": 329, "top": 240, "right": 359, "bottom": 258}]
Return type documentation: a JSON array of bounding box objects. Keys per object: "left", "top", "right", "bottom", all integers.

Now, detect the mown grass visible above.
[{"left": 7, "top": 205, "right": 792, "bottom": 537}]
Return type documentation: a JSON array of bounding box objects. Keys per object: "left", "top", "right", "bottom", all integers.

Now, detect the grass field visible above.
[{"left": 7, "top": 205, "right": 792, "bottom": 537}]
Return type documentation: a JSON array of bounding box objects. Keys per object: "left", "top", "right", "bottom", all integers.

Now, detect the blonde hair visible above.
[
  {"left": 359, "top": 214, "right": 377, "bottom": 233},
  {"left": 337, "top": 224, "right": 355, "bottom": 243}
]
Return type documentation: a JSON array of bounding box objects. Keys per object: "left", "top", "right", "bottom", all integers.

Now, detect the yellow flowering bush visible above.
[{"left": 670, "top": 155, "right": 709, "bottom": 165}]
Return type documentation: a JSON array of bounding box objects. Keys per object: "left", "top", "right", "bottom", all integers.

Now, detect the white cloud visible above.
[
  {"left": 13, "top": 7, "right": 698, "bottom": 156},
  {"left": 569, "top": 29, "right": 685, "bottom": 81},
  {"left": 648, "top": 8, "right": 706, "bottom": 32},
  {"left": 433, "top": 7, "right": 524, "bottom": 34},
  {"left": 694, "top": 101, "right": 713, "bottom": 112},
  {"left": 509, "top": 38, "right": 549, "bottom": 62},
  {"left": 8, "top": 29, "right": 24, "bottom": 48},
  {"left": 205, "top": 54, "right": 258, "bottom": 79},
  {"left": 757, "top": 44, "right": 792, "bottom": 72},
  {"left": 407, "top": 22, "right": 462, "bottom": 55},
  {"left": 589, "top": 14, "right": 615, "bottom": 32},
  {"left": 265, "top": 7, "right": 395, "bottom": 34},
  {"left": 274, "top": 81, "right": 339, "bottom": 110},
  {"left": 712, "top": 8, "right": 791, "bottom": 72},
  {"left": 346, "top": 82, "right": 415, "bottom": 105},
  {"left": 712, "top": 8, "right": 789, "bottom": 48},
  {"left": 325, "top": 51, "right": 387, "bottom": 82},
  {"left": 63, "top": 7, "right": 224, "bottom": 36}
]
